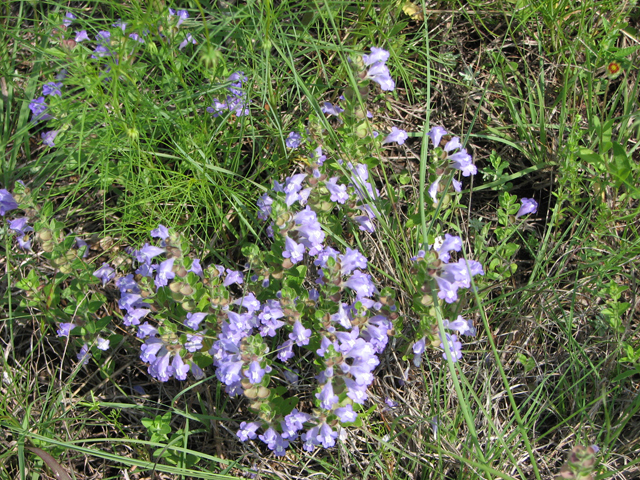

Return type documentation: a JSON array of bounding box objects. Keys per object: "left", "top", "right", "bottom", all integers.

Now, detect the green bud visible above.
[{"left": 200, "top": 45, "right": 223, "bottom": 70}]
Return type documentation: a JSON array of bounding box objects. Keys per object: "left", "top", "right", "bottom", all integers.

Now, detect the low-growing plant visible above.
[{"left": 1, "top": 44, "right": 509, "bottom": 458}]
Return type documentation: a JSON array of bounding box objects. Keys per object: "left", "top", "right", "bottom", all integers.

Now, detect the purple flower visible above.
[
  {"left": 184, "top": 334, "right": 203, "bottom": 352},
  {"left": 17, "top": 236, "right": 31, "bottom": 250},
  {"left": 0, "top": 189, "right": 19, "bottom": 216},
  {"left": 312, "top": 146, "right": 326, "bottom": 165},
  {"left": 321, "top": 101, "right": 344, "bottom": 116},
  {"left": 316, "top": 422, "right": 338, "bottom": 448},
  {"left": 29, "top": 97, "right": 50, "bottom": 122},
  {"left": 90, "top": 45, "right": 111, "bottom": 59},
  {"left": 237, "top": 421, "right": 261, "bottom": 442},
  {"left": 137, "top": 322, "right": 157, "bottom": 339},
  {"left": 516, "top": 198, "right": 538, "bottom": 218},
  {"left": 96, "top": 31, "right": 111, "bottom": 45},
  {"left": 344, "top": 377, "right": 369, "bottom": 404},
  {"left": 223, "top": 268, "right": 244, "bottom": 286},
  {"left": 325, "top": 178, "right": 348, "bottom": 204},
  {"left": 140, "top": 337, "right": 164, "bottom": 362},
  {"left": 277, "top": 339, "right": 294, "bottom": 362},
  {"left": 283, "top": 236, "right": 305, "bottom": 264},
  {"left": 428, "top": 179, "right": 440, "bottom": 203},
  {"left": 63, "top": 12, "right": 76, "bottom": 27},
  {"left": 430, "top": 416, "right": 440, "bottom": 438},
  {"left": 117, "top": 274, "right": 140, "bottom": 293},
  {"left": 316, "top": 381, "right": 339, "bottom": 410},
  {"left": 428, "top": 126, "right": 448, "bottom": 148},
  {"left": 335, "top": 404, "right": 358, "bottom": 423},
  {"left": 281, "top": 409, "right": 310, "bottom": 440},
  {"left": 244, "top": 361, "right": 266, "bottom": 384},
  {"left": 290, "top": 320, "right": 312, "bottom": 346},
  {"left": 129, "top": 32, "right": 144, "bottom": 43},
  {"left": 190, "top": 361, "right": 205, "bottom": 380},
  {"left": 134, "top": 244, "right": 164, "bottom": 264},
  {"left": 444, "top": 136, "right": 462, "bottom": 152},
  {"left": 8, "top": 217, "right": 33, "bottom": 236},
  {"left": 385, "top": 398, "right": 398, "bottom": 409},
  {"left": 148, "top": 348, "right": 173, "bottom": 381},
  {"left": 435, "top": 233, "right": 462, "bottom": 263},
  {"left": 123, "top": 308, "right": 150, "bottom": 326},
  {"left": 93, "top": 263, "right": 115, "bottom": 285},
  {"left": 382, "top": 126, "right": 408, "bottom": 145},
  {"left": 43, "top": 82, "right": 62, "bottom": 96},
  {"left": 177, "top": 10, "right": 189, "bottom": 26},
  {"left": 362, "top": 46, "right": 390, "bottom": 66},
  {"left": 259, "top": 428, "right": 289, "bottom": 455},
  {"left": 57, "top": 322, "right": 76, "bottom": 337},
  {"left": 344, "top": 270, "right": 376, "bottom": 299},
  {"left": 188, "top": 259, "right": 203, "bottom": 277},
  {"left": 96, "top": 336, "right": 110, "bottom": 351},
  {"left": 154, "top": 257, "right": 175, "bottom": 288},
  {"left": 283, "top": 369, "right": 299, "bottom": 385},
  {"left": 294, "top": 207, "right": 325, "bottom": 253},
  {"left": 256, "top": 194, "right": 273, "bottom": 220},
  {"left": 258, "top": 301, "right": 285, "bottom": 336},
  {"left": 75, "top": 238, "right": 89, "bottom": 257},
  {"left": 440, "top": 333, "right": 462, "bottom": 362},
  {"left": 301, "top": 426, "right": 320, "bottom": 452},
  {"left": 412, "top": 337, "right": 426, "bottom": 367},
  {"left": 285, "top": 131, "right": 303, "bottom": 149},
  {"left": 443, "top": 315, "right": 476, "bottom": 337},
  {"left": 77, "top": 343, "right": 91, "bottom": 365},
  {"left": 340, "top": 247, "right": 367, "bottom": 275},
  {"left": 179, "top": 33, "right": 197, "bottom": 51},
  {"left": 112, "top": 20, "right": 127, "bottom": 32},
  {"left": 366, "top": 62, "right": 395, "bottom": 91},
  {"left": 172, "top": 354, "right": 190, "bottom": 380},
  {"left": 185, "top": 312, "right": 207, "bottom": 330},
  {"left": 41, "top": 130, "right": 58, "bottom": 147},
  {"left": 233, "top": 293, "right": 261, "bottom": 313},
  {"left": 119, "top": 293, "right": 144, "bottom": 312},
  {"left": 75, "top": 30, "right": 89, "bottom": 42},
  {"left": 150, "top": 224, "right": 169, "bottom": 240},
  {"left": 434, "top": 258, "right": 484, "bottom": 304},
  {"left": 448, "top": 149, "right": 477, "bottom": 176},
  {"left": 330, "top": 303, "right": 352, "bottom": 329}
]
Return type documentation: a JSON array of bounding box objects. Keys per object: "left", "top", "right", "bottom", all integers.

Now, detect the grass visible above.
[{"left": 1, "top": 0, "right": 639, "bottom": 479}]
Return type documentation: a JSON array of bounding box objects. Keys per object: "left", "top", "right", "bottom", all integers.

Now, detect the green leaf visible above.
[
  {"left": 577, "top": 148, "right": 604, "bottom": 169},
  {"left": 610, "top": 142, "right": 632, "bottom": 187},
  {"left": 15, "top": 269, "right": 40, "bottom": 292}
]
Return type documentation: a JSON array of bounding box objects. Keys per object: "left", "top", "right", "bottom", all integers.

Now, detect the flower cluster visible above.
[
  {"left": 362, "top": 46, "right": 395, "bottom": 91},
  {"left": 2, "top": 186, "right": 34, "bottom": 251},
  {"left": 426, "top": 126, "right": 478, "bottom": 203},
  {"left": 13, "top": 44, "right": 496, "bottom": 457},
  {"left": 410, "top": 234, "right": 484, "bottom": 364},
  {"left": 94, "top": 124, "right": 398, "bottom": 451},
  {"left": 27, "top": 9, "right": 200, "bottom": 149},
  {"left": 83, "top": 56, "right": 415, "bottom": 450},
  {"left": 207, "top": 72, "right": 250, "bottom": 117}
]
